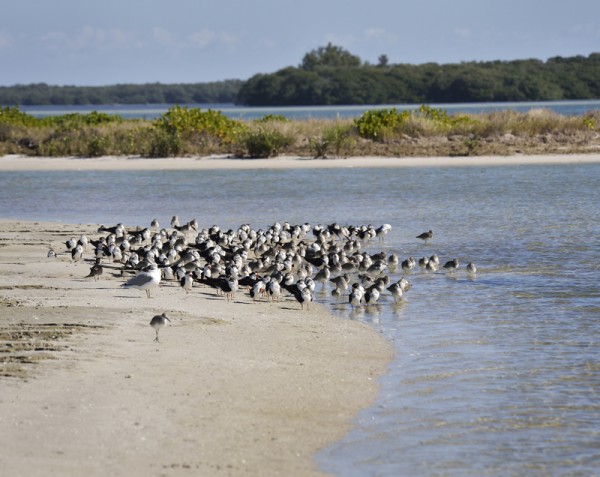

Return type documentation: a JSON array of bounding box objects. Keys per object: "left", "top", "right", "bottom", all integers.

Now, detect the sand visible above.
[
  {"left": 0, "top": 220, "right": 393, "bottom": 477},
  {"left": 0, "top": 153, "right": 599, "bottom": 171}
]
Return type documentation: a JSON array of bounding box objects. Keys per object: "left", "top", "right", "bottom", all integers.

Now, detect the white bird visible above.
[
  {"left": 180, "top": 271, "right": 193, "bottom": 293},
  {"left": 150, "top": 313, "right": 171, "bottom": 342},
  {"left": 467, "top": 262, "right": 477, "bottom": 274},
  {"left": 387, "top": 282, "right": 403, "bottom": 303},
  {"left": 122, "top": 264, "right": 161, "bottom": 298},
  {"left": 267, "top": 279, "right": 282, "bottom": 302}
]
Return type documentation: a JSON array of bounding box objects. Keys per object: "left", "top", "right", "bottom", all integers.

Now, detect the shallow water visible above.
[{"left": 1, "top": 163, "right": 599, "bottom": 476}]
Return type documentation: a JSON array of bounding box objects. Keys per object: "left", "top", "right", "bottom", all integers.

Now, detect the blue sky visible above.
[{"left": 1, "top": 0, "right": 598, "bottom": 86}]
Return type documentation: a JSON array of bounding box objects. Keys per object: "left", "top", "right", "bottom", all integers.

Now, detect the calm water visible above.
[
  {"left": 1, "top": 164, "right": 599, "bottom": 476},
  {"left": 18, "top": 99, "right": 600, "bottom": 120}
]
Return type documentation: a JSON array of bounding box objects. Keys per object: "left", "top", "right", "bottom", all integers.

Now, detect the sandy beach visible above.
[
  {"left": 0, "top": 219, "right": 393, "bottom": 476},
  {"left": 0, "top": 152, "right": 600, "bottom": 171}
]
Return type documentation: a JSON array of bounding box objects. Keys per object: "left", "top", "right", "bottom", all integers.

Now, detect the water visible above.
[
  {"left": 1, "top": 164, "right": 599, "bottom": 476},
  {"left": 16, "top": 99, "right": 600, "bottom": 120}
]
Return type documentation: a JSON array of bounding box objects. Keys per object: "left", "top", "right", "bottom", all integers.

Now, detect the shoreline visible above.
[
  {"left": 0, "top": 153, "right": 599, "bottom": 171},
  {"left": 0, "top": 220, "right": 393, "bottom": 476}
]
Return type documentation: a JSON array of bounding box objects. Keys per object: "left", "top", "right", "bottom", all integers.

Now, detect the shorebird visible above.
[
  {"left": 375, "top": 224, "right": 392, "bottom": 241},
  {"left": 386, "top": 282, "right": 403, "bottom": 303},
  {"left": 401, "top": 257, "right": 416, "bottom": 272},
  {"left": 416, "top": 230, "right": 433, "bottom": 243},
  {"left": 267, "top": 279, "right": 282, "bottom": 302},
  {"left": 150, "top": 313, "right": 171, "bottom": 342},
  {"left": 363, "top": 287, "right": 380, "bottom": 305},
  {"left": 292, "top": 287, "right": 312, "bottom": 310},
  {"left": 180, "top": 271, "right": 194, "bottom": 293},
  {"left": 85, "top": 260, "right": 103, "bottom": 280},
  {"left": 122, "top": 264, "right": 161, "bottom": 298},
  {"left": 443, "top": 258, "right": 460, "bottom": 272},
  {"left": 349, "top": 283, "right": 365, "bottom": 307},
  {"left": 466, "top": 262, "right": 477, "bottom": 274},
  {"left": 47, "top": 247, "right": 56, "bottom": 258}
]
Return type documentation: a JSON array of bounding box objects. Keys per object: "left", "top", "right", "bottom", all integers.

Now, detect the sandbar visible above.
[
  {"left": 0, "top": 153, "right": 599, "bottom": 171},
  {"left": 0, "top": 220, "right": 393, "bottom": 476}
]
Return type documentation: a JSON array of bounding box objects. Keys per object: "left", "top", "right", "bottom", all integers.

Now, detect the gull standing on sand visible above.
[
  {"left": 122, "top": 264, "right": 161, "bottom": 298},
  {"left": 150, "top": 313, "right": 171, "bottom": 342}
]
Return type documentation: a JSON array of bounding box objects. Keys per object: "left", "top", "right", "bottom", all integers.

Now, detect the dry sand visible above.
[
  {"left": 0, "top": 220, "right": 393, "bottom": 477},
  {"left": 0, "top": 153, "right": 599, "bottom": 171}
]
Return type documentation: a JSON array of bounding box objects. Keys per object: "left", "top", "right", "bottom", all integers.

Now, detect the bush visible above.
[
  {"left": 354, "top": 108, "right": 410, "bottom": 141},
  {"left": 309, "top": 123, "right": 354, "bottom": 158},
  {"left": 153, "top": 105, "right": 246, "bottom": 146},
  {"left": 243, "top": 127, "right": 294, "bottom": 158}
]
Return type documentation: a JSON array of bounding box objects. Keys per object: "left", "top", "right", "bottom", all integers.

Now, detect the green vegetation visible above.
[
  {"left": 1, "top": 105, "right": 598, "bottom": 159},
  {"left": 237, "top": 44, "right": 600, "bottom": 106},
  {"left": 0, "top": 80, "right": 243, "bottom": 106},
  {"left": 1, "top": 46, "right": 598, "bottom": 107}
]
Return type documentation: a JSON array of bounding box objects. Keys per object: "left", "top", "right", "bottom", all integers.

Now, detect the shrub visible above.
[
  {"left": 153, "top": 105, "right": 246, "bottom": 146},
  {"left": 309, "top": 123, "right": 354, "bottom": 158},
  {"left": 354, "top": 108, "right": 410, "bottom": 141},
  {"left": 243, "top": 127, "right": 294, "bottom": 158}
]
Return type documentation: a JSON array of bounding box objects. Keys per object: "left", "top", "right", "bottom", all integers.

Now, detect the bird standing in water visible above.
[{"left": 416, "top": 230, "right": 433, "bottom": 243}]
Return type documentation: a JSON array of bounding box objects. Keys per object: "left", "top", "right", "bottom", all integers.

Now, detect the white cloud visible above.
[
  {"left": 41, "top": 26, "right": 140, "bottom": 52},
  {"left": 453, "top": 27, "right": 472, "bottom": 39},
  {"left": 0, "top": 31, "right": 14, "bottom": 50},
  {"left": 188, "top": 29, "right": 216, "bottom": 48}
]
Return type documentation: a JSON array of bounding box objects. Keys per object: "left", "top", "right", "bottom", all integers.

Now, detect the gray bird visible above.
[{"left": 150, "top": 313, "right": 171, "bottom": 342}]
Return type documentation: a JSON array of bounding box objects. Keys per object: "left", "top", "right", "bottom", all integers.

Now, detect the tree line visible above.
[
  {"left": 237, "top": 44, "right": 600, "bottom": 105},
  {"left": 1, "top": 45, "right": 598, "bottom": 106},
  {"left": 0, "top": 80, "right": 243, "bottom": 106}
]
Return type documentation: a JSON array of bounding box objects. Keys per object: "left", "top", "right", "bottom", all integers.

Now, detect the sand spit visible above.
[
  {"left": 0, "top": 153, "right": 599, "bottom": 171},
  {"left": 0, "top": 220, "right": 392, "bottom": 476}
]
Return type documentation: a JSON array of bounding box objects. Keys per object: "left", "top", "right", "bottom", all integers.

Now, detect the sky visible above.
[{"left": 1, "top": 0, "right": 598, "bottom": 86}]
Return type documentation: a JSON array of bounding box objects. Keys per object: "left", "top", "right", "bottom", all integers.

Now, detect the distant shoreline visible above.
[{"left": 1, "top": 153, "right": 600, "bottom": 171}]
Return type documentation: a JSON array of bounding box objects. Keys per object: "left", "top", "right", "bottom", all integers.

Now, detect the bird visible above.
[
  {"left": 267, "top": 279, "right": 282, "bottom": 302},
  {"left": 121, "top": 264, "right": 161, "bottom": 298},
  {"left": 292, "top": 287, "right": 312, "bottom": 310},
  {"left": 443, "top": 258, "right": 460, "bottom": 272},
  {"left": 349, "top": 284, "right": 365, "bottom": 307},
  {"left": 363, "top": 287, "right": 380, "bottom": 305},
  {"left": 466, "top": 262, "right": 477, "bottom": 274},
  {"left": 85, "top": 260, "right": 103, "bottom": 280},
  {"left": 47, "top": 247, "right": 56, "bottom": 258},
  {"left": 180, "top": 271, "right": 194, "bottom": 293},
  {"left": 71, "top": 244, "right": 83, "bottom": 262},
  {"left": 150, "top": 313, "right": 171, "bottom": 342},
  {"left": 401, "top": 257, "right": 416, "bottom": 272},
  {"left": 416, "top": 230, "right": 433, "bottom": 243},
  {"left": 386, "top": 282, "right": 403, "bottom": 303},
  {"left": 375, "top": 224, "right": 392, "bottom": 241}
]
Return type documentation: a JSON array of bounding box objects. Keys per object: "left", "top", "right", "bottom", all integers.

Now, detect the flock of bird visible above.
[{"left": 55, "top": 216, "right": 477, "bottom": 342}]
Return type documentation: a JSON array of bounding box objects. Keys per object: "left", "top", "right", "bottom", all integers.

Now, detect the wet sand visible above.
[{"left": 0, "top": 220, "right": 393, "bottom": 476}]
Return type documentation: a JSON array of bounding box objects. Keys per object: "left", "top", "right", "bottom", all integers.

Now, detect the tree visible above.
[{"left": 300, "top": 43, "right": 362, "bottom": 71}]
